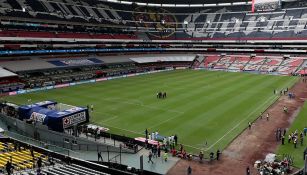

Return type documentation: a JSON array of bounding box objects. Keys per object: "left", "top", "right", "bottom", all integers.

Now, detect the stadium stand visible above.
[
  {"left": 195, "top": 54, "right": 305, "bottom": 75},
  {"left": 0, "top": 136, "right": 138, "bottom": 175},
  {"left": 0, "top": 67, "right": 24, "bottom": 93},
  {"left": 0, "top": 1, "right": 307, "bottom": 174},
  {"left": 0, "top": 0, "right": 306, "bottom": 41}
]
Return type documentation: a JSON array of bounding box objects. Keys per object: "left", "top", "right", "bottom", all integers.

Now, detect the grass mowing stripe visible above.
[{"left": 3, "top": 70, "right": 297, "bottom": 153}]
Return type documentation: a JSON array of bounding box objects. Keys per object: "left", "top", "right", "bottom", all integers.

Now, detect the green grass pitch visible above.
[
  {"left": 277, "top": 102, "right": 307, "bottom": 168},
  {"left": 3, "top": 70, "right": 298, "bottom": 153}
]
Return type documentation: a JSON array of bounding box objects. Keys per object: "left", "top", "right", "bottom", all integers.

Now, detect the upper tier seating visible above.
[{"left": 0, "top": 0, "right": 307, "bottom": 40}]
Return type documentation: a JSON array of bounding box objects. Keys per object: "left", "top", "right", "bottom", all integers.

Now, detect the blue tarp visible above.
[{"left": 18, "top": 101, "right": 89, "bottom": 132}]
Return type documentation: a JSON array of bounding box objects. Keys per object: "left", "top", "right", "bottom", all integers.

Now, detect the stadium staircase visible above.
[
  {"left": 293, "top": 59, "right": 306, "bottom": 73},
  {"left": 257, "top": 58, "right": 267, "bottom": 72}
]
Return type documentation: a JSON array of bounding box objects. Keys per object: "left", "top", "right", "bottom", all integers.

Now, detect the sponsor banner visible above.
[
  {"left": 46, "top": 86, "right": 54, "bottom": 90},
  {"left": 62, "top": 111, "right": 86, "bottom": 128},
  {"left": 127, "top": 73, "right": 136, "bottom": 77},
  {"left": 17, "top": 90, "right": 26, "bottom": 94},
  {"left": 90, "top": 80, "right": 96, "bottom": 83},
  {"left": 228, "top": 69, "right": 240, "bottom": 72},
  {"left": 27, "top": 88, "right": 39, "bottom": 93},
  {"left": 112, "top": 76, "right": 123, "bottom": 79},
  {"left": 75, "top": 80, "right": 90, "bottom": 85},
  {"left": 55, "top": 83, "right": 69, "bottom": 88},
  {"left": 96, "top": 78, "right": 107, "bottom": 82},
  {"left": 244, "top": 71, "right": 260, "bottom": 74},
  {"left": 107, "top": 76, "right": 123, "bottom": 80},
  {"left": 30, "top": 112, "right": 47, "bottom": 123},
  {"left": 9, "top": 91, "right": 17, "bottom": 96},
  {"left": 70, "top": 82, "right": 76, "bottom": 86},
  {"left": 176, "top": 67, "right": 188, "bottom": 70}
]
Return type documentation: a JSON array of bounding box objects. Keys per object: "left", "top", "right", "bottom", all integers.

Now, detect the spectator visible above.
[
  {"left": 246, "top": 166, "right": 250, "bottom": 175},
  {"left": 216, "top": 149, "right": 221, "bottom": 160},
  {"left": 98, "top": 152, "right": 102, "bottom": 162},
  {"left": 199, "top": 151, "right": 204, "bottom": 162},
  {"left": 157, "top": 145, "right": 161, "bottom": 157},
  {"left": 30, "top": 147, "right": 34, "bottom": 158},
  {"left": 164, "top": 152, "right": 168, "bottom": 162},
  {"left": 6, "top": 161, "right": 12, "bottom": 175},
  {"left": 210, "top": 152, "right": 214, "bottom": 161},
  {"left": 37, "top": 157, "right": 42, "bottom": 169},
  {"left": 174, "top": 134, "right": 178, "bottom": 145},
  {"left": 187, "top": 166, "right": 192, "bottom": 175},
  {"left": 148, "top": 152, "right": 154, "bottom": 164}
]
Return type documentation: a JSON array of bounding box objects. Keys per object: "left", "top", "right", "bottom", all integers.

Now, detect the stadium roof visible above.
[
  {"left": 128, "top": 0, "right": 248, "bottom": 4},
  {"left": 0, "top": 67, "right": 17, "bottom": 78},
  {"left": 102, "top": 0, "right": 251, "bottom": 7}
]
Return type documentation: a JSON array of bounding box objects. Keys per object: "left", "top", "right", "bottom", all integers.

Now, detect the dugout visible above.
[{"left": 18, "top": 101, "right": 89, "bottom": 132}]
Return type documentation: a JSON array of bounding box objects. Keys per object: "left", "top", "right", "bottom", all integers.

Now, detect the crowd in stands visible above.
[{"left": 0, "top": 0, "right": 306, "bottom": 40}]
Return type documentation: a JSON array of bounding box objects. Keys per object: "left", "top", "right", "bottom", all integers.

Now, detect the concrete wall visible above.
[{"left": 0, "top": 114, "right": 134, "bottom": 153}]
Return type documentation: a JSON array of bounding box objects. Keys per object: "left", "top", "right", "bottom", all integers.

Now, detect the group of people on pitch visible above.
[
  {"left": 286, "top": 129, "right": 305, "bottom": 148},
  {"left": 144, "top": 128, "right": 222, "bottom": 163},
  {"left": 157, "top": 92, "right": 167, "bottom": 99}
]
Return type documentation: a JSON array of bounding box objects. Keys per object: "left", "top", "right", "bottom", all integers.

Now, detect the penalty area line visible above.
[{"left": 205, "top": 95, "right": 278, "bottom": 151}]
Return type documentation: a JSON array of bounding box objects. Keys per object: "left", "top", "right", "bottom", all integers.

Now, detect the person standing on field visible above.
[
  {"left": 174, "top": 134, "right": 178, "bottom": 145},
  {"left": 281, "top": 135, "right": 285, "bottom": 145},
  {"left": 164, "top": 152, "right": 168, "bottom": 162},
  {"left": 216, "top": 149, "right": 221, "bottom": 160},
  {"left": 246, "top": 166, "right": 250, "bottom": 175},
  {"left": 145, "top": 128, "right": 148, "bottom": 139},
  {"left": 187, "top": 166, "right": 192, "bottom": 175}
]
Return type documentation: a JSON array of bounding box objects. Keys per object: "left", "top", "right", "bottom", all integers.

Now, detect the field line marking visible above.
[
  {"left": 204, "top": 78, "right": 298, "bottom": 151},
  {"left": 205, "top": 95, "right": 278, "bottom": 151},
  {"left": 90, "top": 111, "right": 120, "bottom": 122},
  {"left": 102, "top": 115, "right": 119, "bottom": 122},
  {"left": 146, "top": 113, "right": 184, "bottom": 132},
  {"left": 102, "top": 97, "right": 184, "bottom": 114}
]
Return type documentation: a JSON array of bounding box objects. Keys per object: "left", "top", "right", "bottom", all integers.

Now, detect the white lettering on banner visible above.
[
  {"left": 63, "top": 112, "right": 86, "bottom": 128},
  {"left": 30, "top": 112, "right": 46, "bottom": 123}
]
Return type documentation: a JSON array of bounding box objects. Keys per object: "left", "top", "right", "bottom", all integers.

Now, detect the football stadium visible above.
[{"left": 0, "top": 0, "right": 307, "bottom": 175}]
